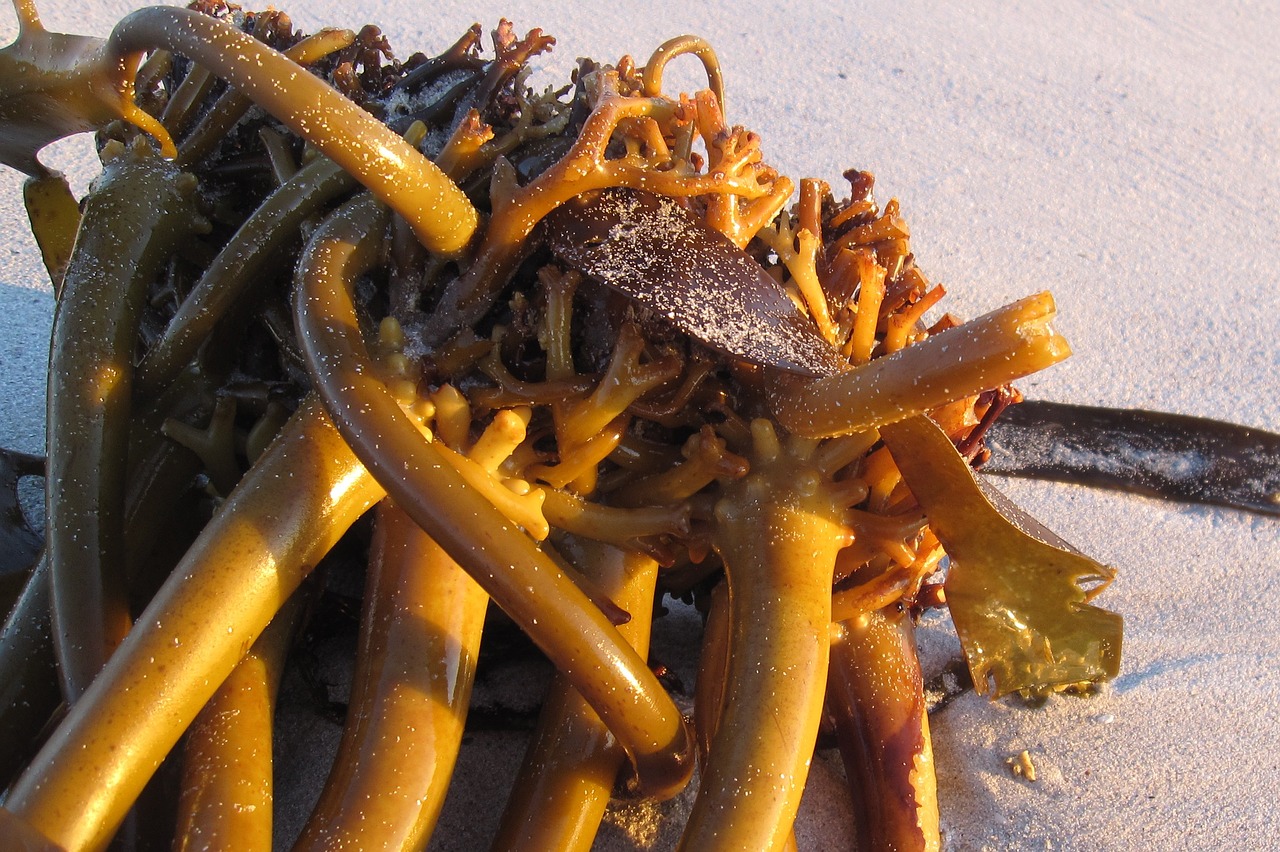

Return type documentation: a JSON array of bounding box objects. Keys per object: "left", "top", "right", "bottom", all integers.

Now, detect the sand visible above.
[{"left": 2, "top": 2, "right": 1277, "bottom": 849}]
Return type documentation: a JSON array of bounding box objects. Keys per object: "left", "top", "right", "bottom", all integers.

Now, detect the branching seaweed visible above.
[{"left": 0, "top": 4, "right": 1127, "bottom": 851}]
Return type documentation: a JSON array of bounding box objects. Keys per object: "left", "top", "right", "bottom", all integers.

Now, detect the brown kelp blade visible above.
[
  {"left": 983, "top": 400, "right": 1280, "bottom": 517},
  {"left": 542, "top": 188, "right": 847, "bottom": 377},
  {"left": 882, "top": 414, "right": 1122, "bottom": 698}
]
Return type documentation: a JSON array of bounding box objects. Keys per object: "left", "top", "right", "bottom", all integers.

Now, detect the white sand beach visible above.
[{"left": 2, "top": 2, "right": 1277, "bottom": 849}]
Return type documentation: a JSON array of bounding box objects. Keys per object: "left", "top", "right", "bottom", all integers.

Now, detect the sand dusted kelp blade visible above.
[
  {"left": 543, "top": 187, "right": 848, "bottom": 377},
  {"left": 983, "top": 400, "right": 1280, "bottom": 517},
  {"left": 0, "top": 17, "right": 114, "bottom": 175},
  {"left": 881, "top": 415, "right": 1122, "bottom": 697}
]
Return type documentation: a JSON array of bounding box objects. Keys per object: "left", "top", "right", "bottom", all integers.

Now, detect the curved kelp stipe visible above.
[
  {"left": 46, "top": 138, "right": 207, "bottom": 700},
  {"left": 297, "top": 394, "right": 527, "bottom": 848},
  {"left": 293, "top": 194, "right": 694, "bottom": 800},
  {"left": 105, "top": 6, "right": 478, "bottom": 256},
  {"left": 491, "top": 539, "right": 660, "bottom": 851},
  {"left": 680, "top": 421, "right": 859, "bottom": 852},
  {"left": 173, "top": 588, "right": 307, "bottom": 851},
  {"left": 293, "top": 505, "right": 487, "bottom": 848},
  {"left": 175, "top": 26, "right": 356, "bottom": 167},
  {"left": 5, "top": 399, "right": 387, "bottom": 851}
]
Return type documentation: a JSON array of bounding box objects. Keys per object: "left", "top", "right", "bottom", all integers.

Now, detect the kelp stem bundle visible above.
[
  {"left": 5, "top": 399, "right": 386, "bottom": 851},
  {"left": 107, "top": 6, "right": 477, "bottom": 255},
  {"left": 0, "top": 5, "right": 1124, "bottom": 850}
]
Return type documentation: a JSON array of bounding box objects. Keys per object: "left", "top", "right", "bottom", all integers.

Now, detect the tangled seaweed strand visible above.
[{"left": 0, "top": 4, "right": 1123, "bottom": 851}]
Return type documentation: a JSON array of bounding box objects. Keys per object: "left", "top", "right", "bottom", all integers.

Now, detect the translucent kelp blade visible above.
[
  {"left": 22, "top": 172, "right": 80, "bottom": 290},
  {"left": 881, "top": 414, "right": 1122, "bottom": 697}
]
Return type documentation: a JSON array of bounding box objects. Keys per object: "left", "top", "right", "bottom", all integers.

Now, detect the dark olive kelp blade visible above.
[
  {"left": 543, "top": 188, "right": 847, "bottom": 377},
  {"left": 0, "top": 449, "right": 43, "bottom": 593},
  {"left": 983, "top": 400, "right": 1280, "bottom": 517}
]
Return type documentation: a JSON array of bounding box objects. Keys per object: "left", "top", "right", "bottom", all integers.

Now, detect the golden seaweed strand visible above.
[
  {"left": 293, "top": 193, "right": 694, "bottom": 800},
  {"left": 46, "top": 138, "right": 208, "bottom": 700},
  {"left": 4, "top": 398, "right": 386, "bottom": 852},
  {"left": 105, "top": 6, "right": 478, "bottom": 256},
  {"left": 680, "top": 422, "right": 859, "bottom": 851},
  {"left": 173, "top": 586, "right": 308, "bottom": 851},
  {"left": 491, "top": 539, "right": 660, "bottom": 851},
  {"left": 294, "top": 502, "right": 488, "bottom": 850}
]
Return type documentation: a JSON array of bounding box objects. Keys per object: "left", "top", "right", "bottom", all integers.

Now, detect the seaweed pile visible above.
[{"left": 0, "top": 4, "right": 1121, "bottom": 850}]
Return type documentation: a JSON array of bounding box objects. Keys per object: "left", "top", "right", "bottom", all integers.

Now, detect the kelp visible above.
[
  {"left": 829, "top": 605, "right": 939, "bottom": 852},
  {"left": 0, "top": 448, "right": 41, "bottom": 599},
  {"left": 984, "top": 399, "right": 1280, "bottom": 516},
  {"left": 0, "top": 4, "right": 1135, "bottom": 850},
  {"left": 0, "top": 0, "right": 167, "bottom": 176},
  {"left": 882, "top": 415, "right": 1122, "bottom": 697},
  {"left": 45, "top": 136, "right": 208, "bottom": 699}
]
